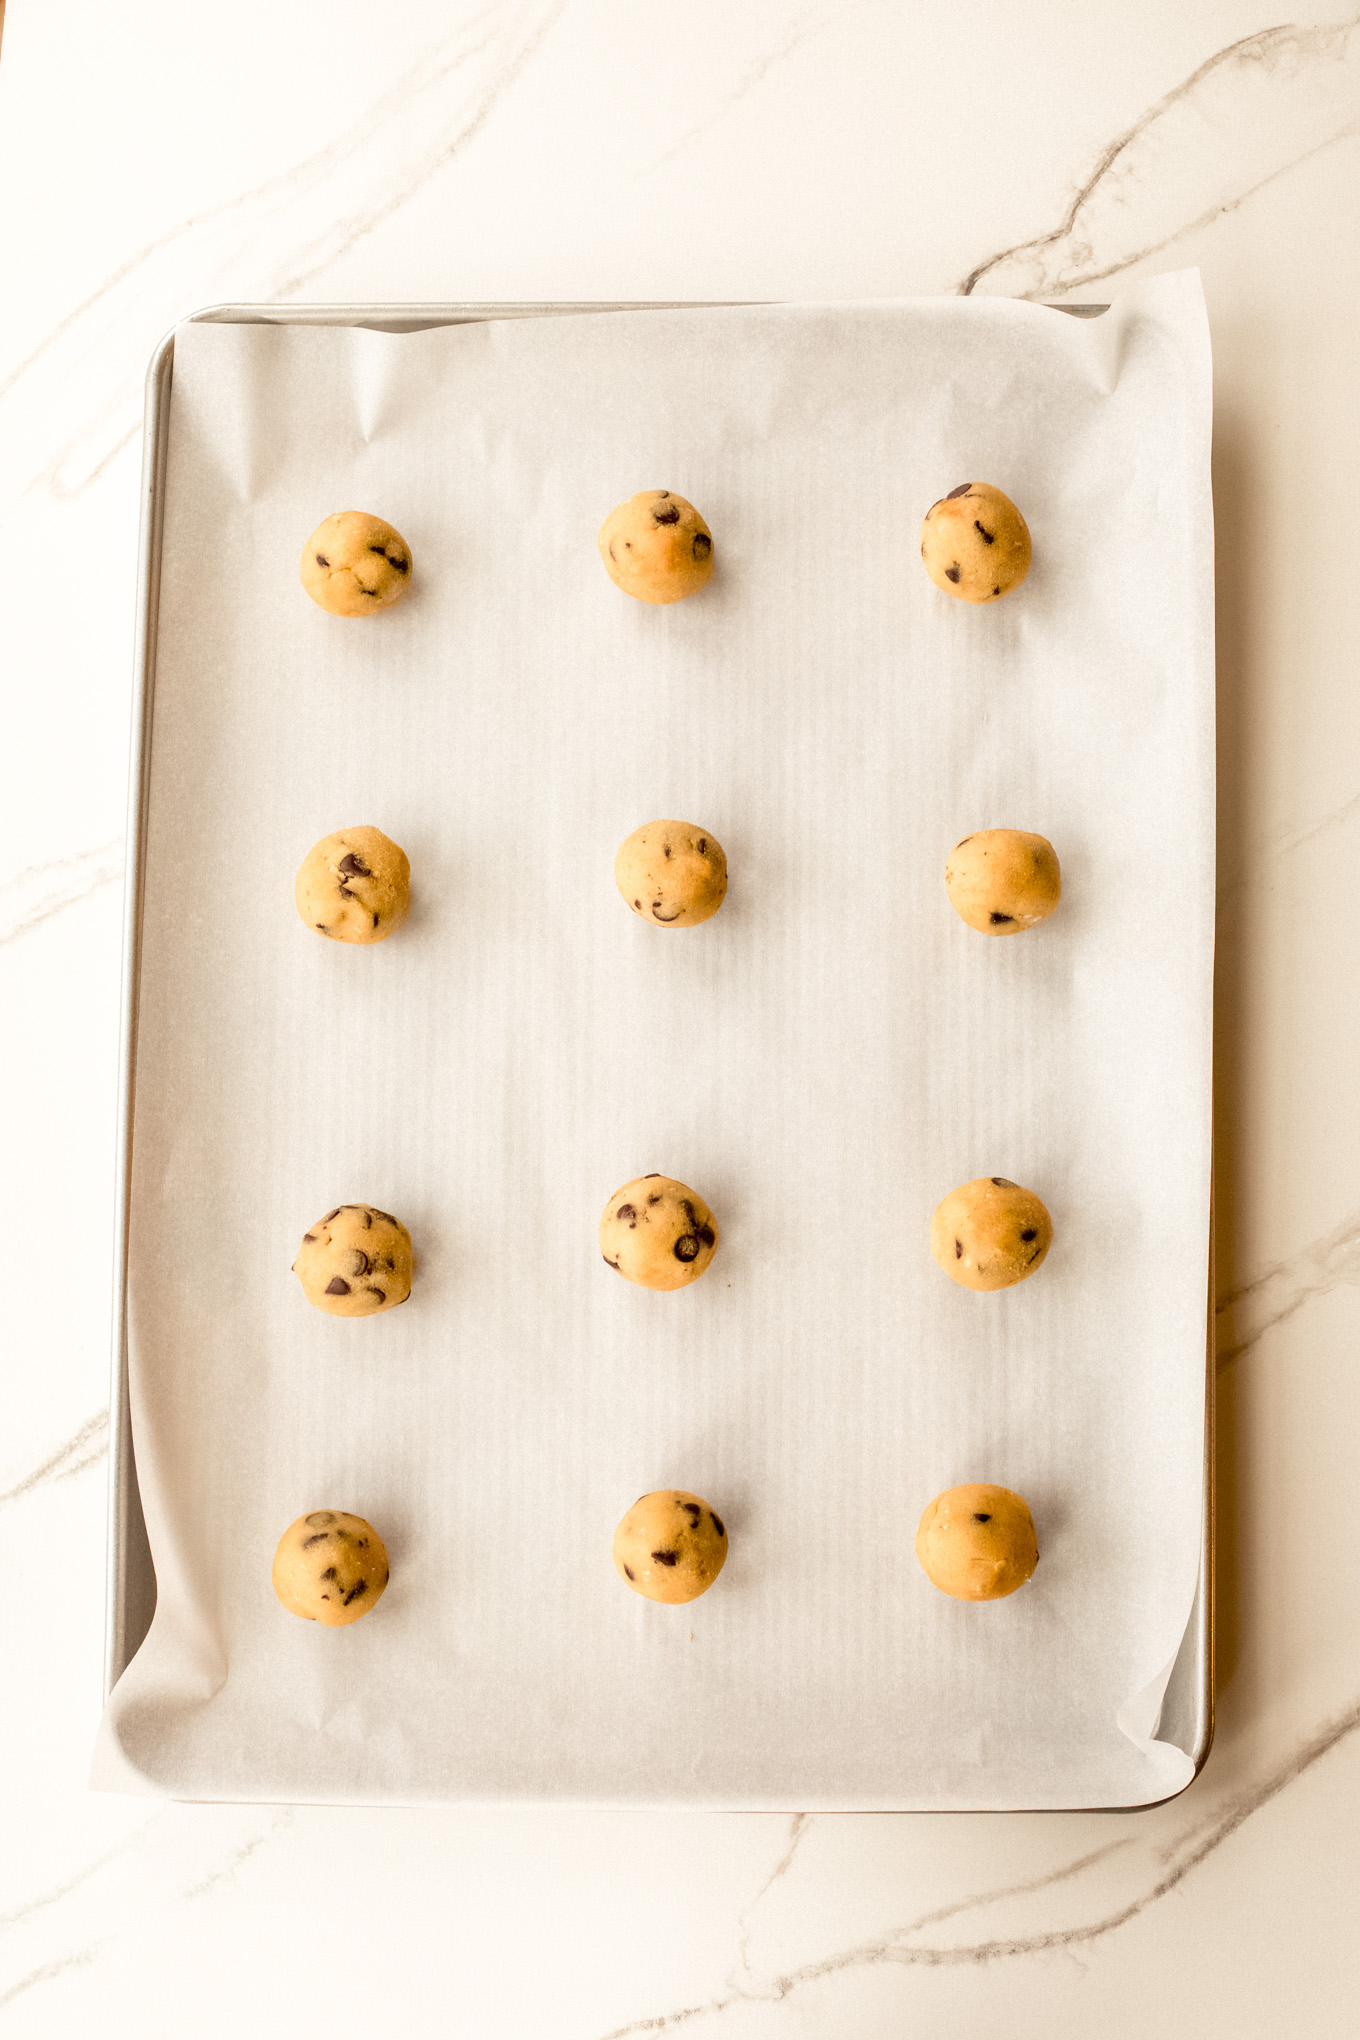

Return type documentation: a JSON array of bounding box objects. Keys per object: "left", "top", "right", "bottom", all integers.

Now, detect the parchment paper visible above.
[{"left": 94, "top": 275, "right": 1214, "bottom": 1808}]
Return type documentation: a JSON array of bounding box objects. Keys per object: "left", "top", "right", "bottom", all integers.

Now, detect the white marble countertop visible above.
[{"left": 3, "top": 2, "right": 1359, "bottom": 2031}]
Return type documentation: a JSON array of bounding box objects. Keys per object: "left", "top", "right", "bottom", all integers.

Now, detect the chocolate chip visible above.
[
  {"left": 989, "top": 912, "right": 1014, "bottom": 924},
  {"left": 697, "top": 838, "right": 707, "bottom": 853},
  {"left": 364, "top": 1286, "right": 386, "bottom": 1301},
  {"left": 945, "top": 565, "right": 961, "bottom": 583},
  {"left": 609, "top": 541, "right": 618, "bottom": 563},
  {"left": 343, "top": 1580, "right": 368, "bottom": 1605},
  {"left": 302, "top": 1533, "right": 330, "bottom": 1547},
  {"left": 302, "top": 1232, "right": 317, "bottom": 1243},
  {"left": 325, "top": 1276, "right": 352, "bottom": 1296},
  {"left": 651, "top": 1549, "right": 679, "bottom": 1566},
  {"left": 337, "top": 853, "right": 372, "bottom": 879},
  {"left": 1020, "top": 1228, "right": 1037, "bottom": 1242},
  {"left": 648, "top": 1193, "right": 661, "bottom": 1204},
  {"left": 323, "top": 1208, "right": 341, "bottom": 1223},
  {"left": 602, "top": 1253, "right": 621, "bottom": 1270},
  {"left": 315, "top": 553, "right": 330, "bottom": 567},
  {"left": 315, "top": 924, "right": 327, "bottom": 931},
  {"left": 361, "top": 1210, "right": 373, "bottom": 1227},
  {"left": 973, "top": 1512, "right": 992, "bottom": 1523},
  {"left": 692, "top": 531, "right": 711, "bottom": 558},
  {"left": 992, "top": 1178, "right": 1017, "bottom": 1187},
  {"left": 710, "top": 1511, "right": 725, "bottom": 1537},
  {"left": 623, "top": 1564, "right": 635, "bottom": 1580},
  {"left": 385, "top": 1257, "right": 395, "bottom": 1270},
  {"left": 974, "top": 521, "right": 995, "bottom": 544},
  {"left": 946, "top": 483, "right": 972, "bottom": 499},
  {"left": 644, "top": 1173, "right": 661, "bottom": 1179},
  {"left": 653, "top": 502, "right": 681, "bottom": 525},
  {"left": 372, "top": 911, "right": 380, "bottom": 927},
  {"left": 616, "top": 1203, "right": 637, "bottom": 1222},
  {"left": 673, "top": 1234, "right": 701, "bottom": 1262},
  {"left": 633, "top": 898, "right": 642, "bottom": 909},
  {"left": 369, "top": 545, "right": 408, "bottom": 573},
  {"left": 955, "top": 836, "right": 973, "bottom": 848},
  {"left": 992, "top": 585, "right": 1001, "bottom": 596},
  {"left": 349, "top": 1250, "right": 372, "bottom": 1277},
  {"left": 305, "top": 1511, "right": 337, "bottom": 1527},
  {"left": 955, "top": 1238, "right": 963, "bottom": 1258},
  {"left": 652, "top": 905, "right": 682, "bottom": 922},
  {"left": 663, "top": 844, "right": 671, "bottom": 858},
  {"left": 682, "top": 1502, "right": 701, "bottom": 1522},
  {"left": 338, "top": 884, "right": 356, "bottom": 900},
  {"left": 680, "top": 1200, "right": 696, "bottom": 1223},
  {"left": 696, "top": 1224, "right": 715, "bottom": 1247},
  {"left": 319, "top": 1566, "right": 338, "bottom": 1581},
  {"left": 371, "top": 1210, "right": 397, "bottom": 1226}
]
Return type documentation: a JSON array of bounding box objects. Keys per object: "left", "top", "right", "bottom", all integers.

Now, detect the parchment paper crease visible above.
[{"left": 94, "top": 275, "right": 1214, "bottom": 1808}]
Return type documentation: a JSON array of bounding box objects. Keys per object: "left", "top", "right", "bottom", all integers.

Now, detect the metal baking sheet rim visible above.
[{"left": 105, "top": 299, "right": 1216, "bottom": 1811}]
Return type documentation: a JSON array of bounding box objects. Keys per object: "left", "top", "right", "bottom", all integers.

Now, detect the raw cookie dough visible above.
[
  {"left": 300, "top": 511, "right": 413, "bottom": 616},
  {"left": 915, "top": 1483, "right": 1038, "bottom": 1601},
  {"left": 598, "top": 490, "right": 714, "bottom": 604},
  {"left": 945, "top": 829, "right": 1061, "bottom": 934},
  {"left": 929, "top": 1177, "right": 1052, "bottom": 1291},
  {"left": 920, "top": 482, "right": 1031, "bottom": 603},
  {"left": 615, "top": 820, "right": 728, "bottom": 927},
  {"left": 272, "top": 1509, "right": 390, "bottom": 1625},
  {"left": 295, "top": 825, "right": 410, "bottom": 944},
  {"left": 613, "top": 1489, "right": 728, "bottom": 1603},
  {"left": 293, "top": 1204, "right": 413, "bottom": 1316},
  {"left": 599, "top": 1175, "right": 718, "bottom": 1291}
]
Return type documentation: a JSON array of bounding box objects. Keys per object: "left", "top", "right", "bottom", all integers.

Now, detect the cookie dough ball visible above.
[
  {"left": 599, "top": 1175, "right": 718, "bottom": 1291},
  {"left": 272, "top": 1509, "right": 390, "bottom": 1625},
  {"left": 615, "top": 820, "right": 727, "bottom": 927},
  {"left": 930, "top": 1177, "right": 1052, "bottom": 1291},
  {"left": 295, "top": 825, "right": 410, "bottom": 944},
  {"left": 945, "top": 829, "right": 1061, "bottom": 935},
  {"left": 915, "top": 1483, "right": 1038, "bottom": 1601},
  {"left": 614, "top": 1490, "right": 728, "bottom": 1603},
  {"left": 598, "top": 490, "right": 714, "bottom": 605},
  {"left": 293, "top": 1203, "right": 413, "bottom": 1316},
  {"left": 300, "top": 511, "right": 413, "bottom": 616},
  {"left": 920, "top": 482, "right": 1030, "bottom": 603}
]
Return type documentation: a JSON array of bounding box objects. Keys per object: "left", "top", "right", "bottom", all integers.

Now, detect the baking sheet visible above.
[{"left": 93, "top": 276, "right": 1213, "bottom": 1808}]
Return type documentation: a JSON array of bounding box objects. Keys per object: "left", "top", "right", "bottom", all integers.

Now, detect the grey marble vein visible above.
[
  {"left": 1, "top": 0, "right": 569, "bottom": 502},
  {"left": 596, "top": 1694, "right": 1360, "bottom": 2035},
  {"left": 182, "top": 1811, "right": 294, "bottom": 1900},
  {"left": 0, "top": 1411, "right": 108, "bottom": 1511},
  {"left": 0, "top": 1817, "right": 162, "bottom": 1935},
  {"left": 1218, "top": 780, "right": 1360, "bottom": 909},
  {"left": 1216, "top": 1204, "right": 1360, "bottom": 1366},
  {"left": 0, "top": 840, "right": 123, "bottom": 946},
  {"left": 641, "top": 8, "right": 854, "bottom": 176},
  {"left": 0, "top": 1946, "right": 106, "bottom": 2015},
  {"left": 732, "top": 1814, "right": 811, "bottom": 1976},
  {"left": 960, "top": 19, "right": 1360, "bottom": 298}
]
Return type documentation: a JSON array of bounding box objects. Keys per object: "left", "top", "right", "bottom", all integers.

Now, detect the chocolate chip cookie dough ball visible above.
[
  {"left": 293, "top": 1204, "right": 413, "bottom": 1316},
  {"left": 945, "top": 829, "right": 1061, "bottom": 935},
  {"left": 920, "top": 482, "right": 1030, "bottom": 603},
  {"left": 613, "top": 1490, "right": 728, "bottom": 1604},
  {"left": 599, "top": 1175, "right": 718, "bottom": 1291},
  {"left": 615, "top": 820, "right": 727, "bottom": 927},
  {"left": 915, "top": 1484, "right": 1038, "bottom": 1601},
  {"left": 300, "top": 511, "right": 413, "bottom": 616},
  {"left": 930, "top": 1178, "right": 1052, "bottom": 1291},
  {"left": 273, "top": 1509, "right": 390, "bottom": 1625},
  {"left": 295, "top": 826, "right": 410, "bottom": 944},
  {"left": 598, "top": 490, "right": 714, "bottom": 605}
]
